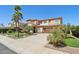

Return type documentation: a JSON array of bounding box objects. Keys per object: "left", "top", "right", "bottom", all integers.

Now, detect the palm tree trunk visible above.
[
  {"left": 15, "top": 21, "right": 19, "bottom": 38},
  {"left": 17, "top": 20, "right": 19, "bottom": 38},
  {"left": 16, "top": 22, "right": 17, "bottom": 32}
]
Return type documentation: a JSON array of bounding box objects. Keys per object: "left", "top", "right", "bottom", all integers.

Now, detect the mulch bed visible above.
[{"left": 45, "top": 44, "right": 79, "bottom": 54}]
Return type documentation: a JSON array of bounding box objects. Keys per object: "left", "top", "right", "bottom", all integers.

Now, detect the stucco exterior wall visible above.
[
  {"left": 40, "top": 21, "right": 49, "bottom": 25},
  {"left": 48, "top": 20, "right": 56, "bottom": 25}
]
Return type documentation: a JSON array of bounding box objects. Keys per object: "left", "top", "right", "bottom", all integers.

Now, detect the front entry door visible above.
[{"left": 33, "top": 27, "right": 36, "bottom": 33}]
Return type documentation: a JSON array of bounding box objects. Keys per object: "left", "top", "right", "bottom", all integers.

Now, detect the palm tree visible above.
[{"left": 12, "top": 5, "right": 23, "bottom": 37}]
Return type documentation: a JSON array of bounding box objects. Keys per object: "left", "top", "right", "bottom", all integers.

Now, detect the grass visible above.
[
  {"left": 64, "top": 37, "right": 79, "bottom": 48},
  {"left": 7, "top": 32, "right": 30, "bottom": 39}
]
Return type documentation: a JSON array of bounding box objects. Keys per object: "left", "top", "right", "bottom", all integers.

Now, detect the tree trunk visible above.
[
  {"left": 17, "top": 21, "right": 19, "bottom": 38},
  {"left": 16, "top": 22, "right": 17, "bottom": 32},
  {"left": 15, "top": 21, "right": 19, "bottom": 38}
]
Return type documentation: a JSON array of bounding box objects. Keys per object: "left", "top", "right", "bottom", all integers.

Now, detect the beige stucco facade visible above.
[{"left": 27, "top": 17, "right": 62, "bottom": 33}]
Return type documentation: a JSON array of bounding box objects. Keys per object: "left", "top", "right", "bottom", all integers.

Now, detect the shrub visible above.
[
  {"left": 11, "top": 32, "right": 29, "bottom": 38},
  {"left": 0, "top": 28, "right": 8, "bottom": 33},
  {"left": 0, "top": 28, "right": 3, "bottom": 33},
  {"left": 0, "top": 28, "right": 15, "bottom": 33},
  {"left": 7, "top": 29, "right": 13, "bottom": 34},
  {"left": 69, "top": 25, "right": 79, "bottom": 38},
  {"left": 47, "top": 27, "right": 66, "bottom": 47},
  {"left": 75, "top": 26, "right": 79, "bottom": 30},
  {"left": 47, "top": 34, "right": 53, "bottom": 44},
  {"left": 72, "top": 30, "right": 79, "bottom": 38},
  {"left": 14, "top": 32, "right": 24, "bottom": 38}
]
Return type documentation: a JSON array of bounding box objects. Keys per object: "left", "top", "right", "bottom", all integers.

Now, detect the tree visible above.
[
  {"left": 20, "top": 22, "right": 33, "bottom": 33},
  {"left": 0, "top": 24, "right": 5, "bottom": 28},
  {"left": 64, "top": 23, "right": 72, "bottom": 35},
  {"left": 12, "top": 5, "right": 23, "bottom": 37},
  {"left": 24, "top": 26, "right": 33, "bottom": 32}
]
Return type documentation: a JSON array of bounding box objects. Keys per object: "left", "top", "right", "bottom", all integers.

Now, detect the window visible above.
[
  {"left": 44, "top": 21, "right": 47, "bottom": 23},
  {"left": 55, "top": 20, "right": 59, "bottom": 25}
]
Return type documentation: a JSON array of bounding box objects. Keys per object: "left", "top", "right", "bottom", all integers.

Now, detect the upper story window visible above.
[
  {"left": 55, "top": 20, "right": 59, "bottom": 25},
  {"left": 40, "top": 21, "right": 42, "bottom": 24},
  {"left": 44, "top": 21, "right": 47, "bottom": 23}
]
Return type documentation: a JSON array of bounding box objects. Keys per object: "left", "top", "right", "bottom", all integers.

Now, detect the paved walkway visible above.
[{"left": 0, "top": 33, "right": 68, "bottom": 54}]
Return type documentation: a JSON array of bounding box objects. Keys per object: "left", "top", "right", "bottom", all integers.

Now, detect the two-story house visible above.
[{"left": 26, "top": 16, "right": 62, "bottom": 33}]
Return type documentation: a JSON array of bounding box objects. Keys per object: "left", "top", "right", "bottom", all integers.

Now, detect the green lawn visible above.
[
  {"left": 7, "top": 32, "right": 29, "bottom": 39},
  {"left": 64, "top": 38, "right": 79, "bottom": 48}
]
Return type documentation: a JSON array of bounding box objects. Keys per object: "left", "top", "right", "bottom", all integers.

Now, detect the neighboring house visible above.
[{"left": 26, "top": 16, "right": 62, "bottom": 33}]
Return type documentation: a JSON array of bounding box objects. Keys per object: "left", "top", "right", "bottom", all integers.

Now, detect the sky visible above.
[{"left": 0, "top": 5, "right": 79, "bottom": 26}]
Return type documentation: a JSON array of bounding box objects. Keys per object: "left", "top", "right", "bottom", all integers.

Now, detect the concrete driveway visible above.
[{"left": 0, "top": 33, "right": 67, "bottom": 54}]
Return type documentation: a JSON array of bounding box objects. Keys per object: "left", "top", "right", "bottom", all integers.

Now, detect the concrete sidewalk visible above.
[
  {"left": 0, "top": 43, "right": 16, "bottom": 54},
  {"left": 0, "top": 33, "right": 68, "bottom": 54}
]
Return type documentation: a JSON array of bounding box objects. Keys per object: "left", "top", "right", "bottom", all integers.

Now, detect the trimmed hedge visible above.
[
  {"left": 72, "top": 30, "right": 79, "bottom": 38},
  {"left": 0, "top": 28, "right": 15, "bottom": 33}
]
